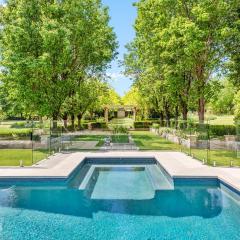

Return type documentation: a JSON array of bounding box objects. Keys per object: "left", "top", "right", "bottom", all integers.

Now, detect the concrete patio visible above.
[{"left": 0, "top": 151, "right": 239, "bottom": 192}]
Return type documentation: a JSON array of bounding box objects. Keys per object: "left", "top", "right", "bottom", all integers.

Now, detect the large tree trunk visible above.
[
  {"left": 196, "top": 64, "right": 206, "bottom": 124},
  {"left": 165, "top": 105, "right": 171, "bottom": 127},
  {"left": 90, "top": 111, "right": 94, "bottom": 120},
  {"left": 198, "top": 97, "right": 205, "bottom": 124},
  {"left": 181, "top": 102, "right": 188, "bottom": 129},
  {"left": 77, "top": 113, "right": 83, "bottom": 129},
  {"left": 39, "top": 116, "right": 43, "bottom": 124},
  {"left": 174, "top": 106, "right": 179, "bottom": 129},
  {"left": 71, "top": 114, "right": 75, "bottom": 130},
  {"left": 52, "top": 112, "right": 58, "bottom": 131},
  {"left": 63, "top": 113, "right": 68, "bottom": 129},
  {"left": 182, "top": 105, "right": 188, "bottom": 122},
  {"left": 159, "top": 111, "right": 164, "bottom": 127}
]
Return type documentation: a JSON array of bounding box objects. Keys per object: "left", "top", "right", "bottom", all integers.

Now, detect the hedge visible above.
[
  {"left": 91, "top": 122, "right": 107, "bottom": 129},
  {"left": 134, "top": 121, "right": 153, "bottom": 129},
  {"left": 0, "top": 128, "right": 32, "bottom": 139},
  {"left": 80, "top": 122, "right": 107, "bottom": 130},
  {"left": 151, "top": 121, "right": 237, "bottom": 137},
  {"left": 189, "top": 123, "right": 236, "bottom": 137},
  {"left": 209, "top": 125, "right": 236, "bottom": 137}
]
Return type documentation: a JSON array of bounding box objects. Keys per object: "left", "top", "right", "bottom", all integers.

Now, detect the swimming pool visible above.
[{"left": 0, "top": 157, "right": 240, "bottom": 239}]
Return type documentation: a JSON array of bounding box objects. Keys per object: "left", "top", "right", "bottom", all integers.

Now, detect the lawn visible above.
[
  {"left": 0, "top": 149, "right": 48, "bottom": 166},
  {"left": 73, "top": 134, "right": 129, "bottom": 146},
  {"left": 188, "top": 113, "right": 234, "bottom": 125},
  {"left": 112, "top": 134, "right": 129, "bottom": 143},
  {"left": 190, "top": 148, "right": 240, "bottom": 167},
  {"left": 131, "top": 130, "right": 240, "bottom": 166},
  {"left": 208, "top": 115, "right": 234, "bottom": 125},
  {"left": 108, "top": 118, "right": 134, "bottom": 129},
  {"left": 72, "top": 135, "right": 106, "bottom": 147},
  {"left": 130, "top": 131, "right": 180, "bottom": 150}
]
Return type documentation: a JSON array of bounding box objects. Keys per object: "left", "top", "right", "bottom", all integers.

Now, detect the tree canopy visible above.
[
  {"left": 124, "top": 0, "right": 240, "bottom": 123},
  {"left": 0, "top": 0, "right": 117, "bottom": 121}
]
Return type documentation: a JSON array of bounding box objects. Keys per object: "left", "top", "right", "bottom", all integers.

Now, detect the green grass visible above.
[
  {"left": 190, "top": 148, "right": 240, "bottom": 167},
  {"left": 112, "top": 134, "right": 129, "bottom": 143},
  {"left": 73, "top": 135, "right": 106, "bottom": 147},
  {"left": 131, "top": 130, "right": 240, "bottom": 166},
  {"left": 208, "top": 115, "right": 234, "bottom": 125},
  {"left": 0, "top": 128, "right": 31, "bottom": 135},
  {"left": 130, "top": 131, "right": 180, "bottom": 150},
  {"left": 188, "top": 113, "right": 234, "bottom": 125},
  {"left": 0, "top": 149, "right": 47, "bottom": 166},
  {"left": 73, "top": 134, "right": 129, "bottom": 146},
  {"left": 109, "top": 118, "right": 134, "bottom": 129}
]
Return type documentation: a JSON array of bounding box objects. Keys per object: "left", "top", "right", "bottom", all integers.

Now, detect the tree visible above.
[
  {"left": 209, "top": 79, "right": 235, "bottom": 114},
  {"left": 62, "top": 79, "right": 109, "bottom": 129},
  {"left": 122, "top": 86, "right": 149, "bottom": 119},
  {"left": 124, "top": 0, "right": 239, "bottom": 123},
  {"left": 0, "top": 0, "right": 117, "bottom": 123}
]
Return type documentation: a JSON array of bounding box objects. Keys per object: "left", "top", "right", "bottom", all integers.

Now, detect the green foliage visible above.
[
  {"left": 112, "top": 126, "right": 128, "bottom": 134},
  {"left": 0, "top": 128, "right": 32, "bottom": 139},
  {"left": 234, "top": 90, "right": 240, "bottom": 121},
  {"left": 152, "top": 123, "right": 160, "bottom": 129},
  {"left": 91, "top": 122, "right": 107, "bottom": 129},
  {"left": 79, "top": 121, "right": 107, "bottom": 130},
  {"left": 124, "top": 0, "right": 239, "bottom": 123},
  {"left": 122, "top": 86, "right": 149, "bottom": 119},
  {"left": 0, "top": 0, "right": 117, "bottom": 119},
  {"left": 62, "top": 79, "right": 108, "bottom": 123},
  {"left": 209, "top": 125, "right": 236, "bottom": 137},
  {"left": 209, "top": 79, "right": 236, "bottom": 114},
  {"left": 134, "top": 121, "right": 153, "bottom": 129}
]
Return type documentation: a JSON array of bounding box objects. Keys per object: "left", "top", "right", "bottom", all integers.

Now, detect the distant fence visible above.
[{"left": 150, "top": 120, "right": 240, "bottom": 167}]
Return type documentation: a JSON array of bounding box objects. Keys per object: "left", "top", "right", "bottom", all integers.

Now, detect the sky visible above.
[
  {"left": 0, "top": 0, "right": 137, "bottom": 96},
  {"left": 102, "top": 0, "right": 137, "bottom": 96}
]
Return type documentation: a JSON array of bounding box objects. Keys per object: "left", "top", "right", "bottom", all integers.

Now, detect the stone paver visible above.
[{"left": 67, "top": 141, "right": 98, "bottom": 149}]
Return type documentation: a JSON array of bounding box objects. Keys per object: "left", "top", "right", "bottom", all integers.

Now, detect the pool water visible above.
[{"left": 0, "top": 162, "right": 240, "bottom": 240}]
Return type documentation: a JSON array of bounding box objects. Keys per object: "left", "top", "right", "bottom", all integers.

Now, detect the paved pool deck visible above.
[{"left": 0, "top": 151, "right": 240, "bottom": 191}]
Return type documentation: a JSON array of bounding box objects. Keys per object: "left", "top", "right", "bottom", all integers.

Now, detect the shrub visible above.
[
  {"left": 209, "top": 124, "right": 236, "bottom": 137},
  {"left": 112, "top": 126, "right": 128, "bottom": 134},
  {"left": 152, "top": 123, "right": 160, "bottom": 129},
  {"left": 0, "top": 128, "right": 32, "bottom": 139},
  {"left": 134, "top": 121, "right": 153, "bottom": 129},
  {"left": 80, "top": 123, "right": 89, "bottom": 130},
  {"left": 10, "top": 121, "right": 35, "bottom": 128},
  {"left": 91, "top": 122, "right": 107, "bottom": 129}
]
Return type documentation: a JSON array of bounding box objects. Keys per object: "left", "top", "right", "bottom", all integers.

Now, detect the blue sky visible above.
[
  {"left": 0, "top": 0, "right": 136, "bottom": 96},
  {"left": 102, "top": 0, "right": 137, "bottom": 96}
]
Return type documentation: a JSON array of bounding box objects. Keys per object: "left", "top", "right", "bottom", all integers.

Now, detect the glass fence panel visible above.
[
  {"left": 189, "top": 122, "right": 209, "bottom": 165},
  {"left": 208, "top": 122, "right": 239, "bottom": 167},
  {"left": 49, "top": 120, "right": 63, "bottom": 154},
  {"left": 177, "top": 120, "right": 191, "bottom": 156},
  {"left": 0, "top": 120, "right": 33, "bottom": 166},
  {"left": 32, "top": 120, "right": 51, "bottom": 165},
  {"left": 0, "top": 117, "right": 233, "bottom": 168}
]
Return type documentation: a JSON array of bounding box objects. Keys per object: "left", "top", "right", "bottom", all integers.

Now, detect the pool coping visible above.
[{"left": 0, "top": 151, "right": 239, "bottom": 194}]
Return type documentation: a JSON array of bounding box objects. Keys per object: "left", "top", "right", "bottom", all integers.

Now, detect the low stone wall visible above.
[
  {"left": 150, "top": 128, "right": 239, "bottom": 151},
  {"left": 0, "top": 136, "right": 66, "bottom": 150},
  {"left": 0, "top": 140, "right": 46, "bottom": 149}
]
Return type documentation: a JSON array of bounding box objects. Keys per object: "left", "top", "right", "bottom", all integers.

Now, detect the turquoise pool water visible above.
[{"left": 0, "top": 162, "right": 240, "bottom": 240}]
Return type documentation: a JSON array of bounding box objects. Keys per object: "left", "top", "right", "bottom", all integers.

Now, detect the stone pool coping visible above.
[{"left": 0, "top": 151, "right": 240, "bottom": 192}]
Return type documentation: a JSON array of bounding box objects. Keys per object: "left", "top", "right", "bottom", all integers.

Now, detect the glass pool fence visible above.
[
  {"left": 0, "top": 119, "right": 239, "bottom": 167},
  {"left": 150, "top": 120, "right": 240, "bottom": 167}
]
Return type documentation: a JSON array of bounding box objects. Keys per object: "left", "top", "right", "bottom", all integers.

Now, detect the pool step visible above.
[
  {"left": 78, "top": 166, "right": 95, "bottom": 190},
  {"left": 146, "top": 165, "right": 173, "bottom": 190}
]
